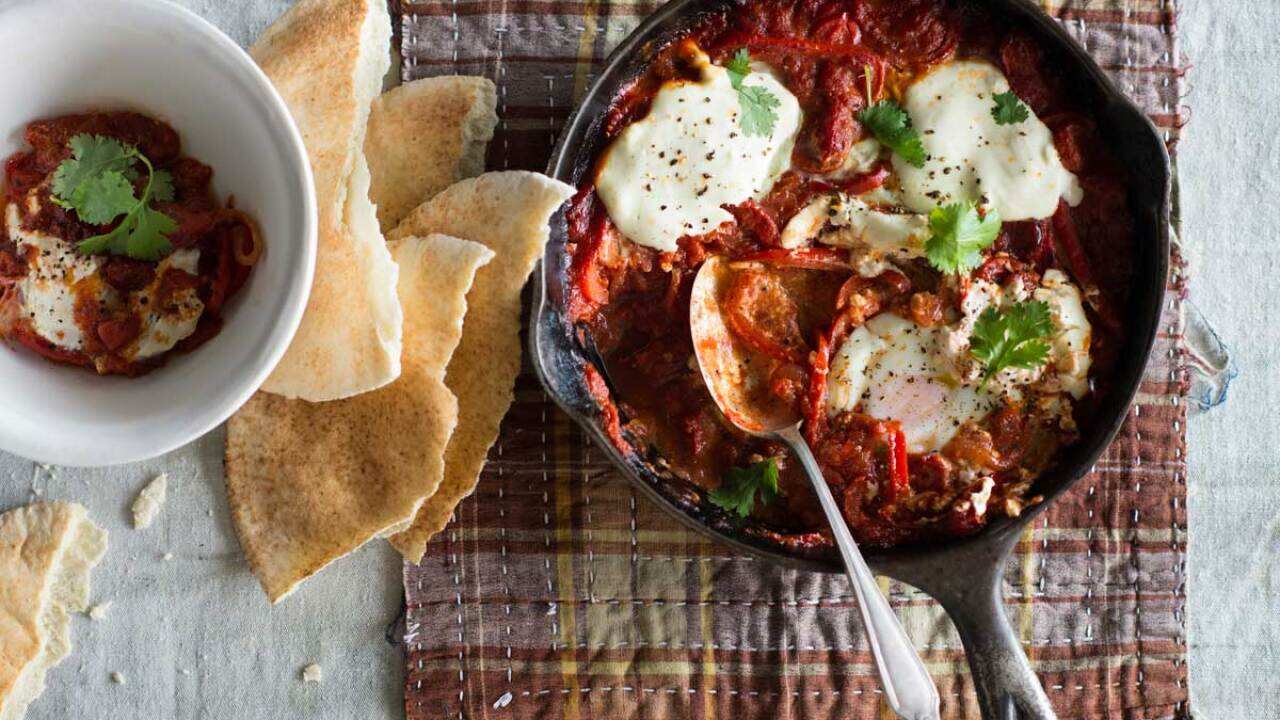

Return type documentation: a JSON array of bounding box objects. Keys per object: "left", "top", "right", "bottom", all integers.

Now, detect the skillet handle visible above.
[{"left": 939, "top": 564, "right": 1057, "bottom": 720}]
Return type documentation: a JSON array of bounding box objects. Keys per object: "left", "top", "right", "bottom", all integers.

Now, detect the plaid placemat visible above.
[{"left": 397, "top": 1, "right": 1190, "bottom": 717}]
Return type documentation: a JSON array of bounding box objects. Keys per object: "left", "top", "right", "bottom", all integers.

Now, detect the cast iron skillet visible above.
[{"left": 530, "top": 1, "right": 1171, "bottom": 717}]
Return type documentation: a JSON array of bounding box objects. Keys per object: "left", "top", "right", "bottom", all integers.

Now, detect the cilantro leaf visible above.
[
  {"left": 725, "top": 48, "right": 751, "bottom": 88},
  {"left": 52, "top": 134, "right": 177, "bottom": 261},
  {"left": 857, "top": 100, "right": 926, "bottom": 168},
  {"left": 991, "top": 91, "right": 1030, "bottom": 125},
  {"left": 74, "top": 170, "right": 138, "bottom": 225},
  {"left": 709, "top": 458, "right": 780, "bottom": 518},
  {"left": 75, "top": 218, "right": 133, "bottom": 257},
  {"left": 150, "top": 169, "right": 175, "bottom": 203},
  {"left": 125, "top": 206, "right": 177, "bottom": 261},
  {"left": 51, "top": 135, "right": 137, "bottom": 212},
  {"left": 724, "top": 48, "right": 780, "bottom": 137},
  {"left": 924, "top": 201, "right": 1002, "bottom": 275},
  {"left": 737, "top": 85, "right": 781, "bottom": 137},
  {"left": 970, "top": 300, "right": 1054, "bottom": 383}
]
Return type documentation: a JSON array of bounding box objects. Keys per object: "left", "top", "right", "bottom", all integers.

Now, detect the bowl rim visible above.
[
  {"left": 532, "top": 0, "right": 1173, "bottom": 573},
  {"left": 0, "top": 0, "right": 318, "bottom": 467}
]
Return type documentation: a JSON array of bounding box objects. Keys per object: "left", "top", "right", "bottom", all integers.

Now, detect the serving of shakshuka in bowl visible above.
[
  {"left": 0, "top": 112, "right": 263, "bottom": 376},
  {"left": 0, "top": 0, "right": 315, "bottom": 467},
  {"left": 564, "top": 0, "right": 1138, "bottom": 550}
]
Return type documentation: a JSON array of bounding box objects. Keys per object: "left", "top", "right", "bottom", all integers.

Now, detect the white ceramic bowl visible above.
[{"left": 0, "top": 0, "right": 316, "bottom": 466}]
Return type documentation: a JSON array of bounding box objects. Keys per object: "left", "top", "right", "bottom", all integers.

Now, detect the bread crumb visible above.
[
  {"left": 88, "top": 602, "right": 112, "bottom": 620},
  {"left": 301, "top": 663, "right": 323, "bottom": 683},
  {"left": 131, "top": 474, "right": 168, "bottom": 529},
  {"left": 110, "top": 671, "right": 126, "bottom": 685}
]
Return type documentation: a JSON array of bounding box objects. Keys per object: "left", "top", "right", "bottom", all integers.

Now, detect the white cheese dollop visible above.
[
  {"left": 595, "top": 51, "right": 802, "bottom": 252},
  {"left": 1033, "top": 269, "right": 1092, "bottom": 399},
  {"left": 6, "top": 203, "right": 99, "bottom": 350},
  {"left": 125, "top": 248, "right": 205, "bottom": 361},
  {"left": 894, "top": 60, "right": 1082, "bottom": 221}
]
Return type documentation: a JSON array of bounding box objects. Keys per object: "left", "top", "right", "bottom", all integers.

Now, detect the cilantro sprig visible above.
[
  {"left": 724, "top": 49, "right": 781, "bottom": 137},
  {"left": 924, "top": 201, "right": 1002, "bottom": 275},
  {"left": 991, "top": 91, "right": 1030, "bottom": 125},
  {"left": 51, "top": 134, "right": 176, "bottom": 261},
  {"left": 970, "top": 300, "right": 1054, "bottom": 385},
  {"left": 709, "top": 458, "right": 780, "bottom": 518},
  {"left": 857, "top": 99, "right": 926, "bottom": 168}
]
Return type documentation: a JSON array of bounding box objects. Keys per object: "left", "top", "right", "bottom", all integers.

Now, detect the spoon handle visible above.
[{"left": 776, "top": 425, "right": 941, "bottom": 720}]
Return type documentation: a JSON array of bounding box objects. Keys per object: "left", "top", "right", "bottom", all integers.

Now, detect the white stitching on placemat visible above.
[
  {"left": 629, "top": 489, "right": 638, "bottom": 569},
  {"left": 490, "top": 17, "right": 516, "bottom": 703},
  {"left": 451, "top": 0, "right": 459, "bottom": 65},
  {"left": 1117, "top": 0, "right": 1150, "bottom": 703},
  {"left": 1084, "top": 481, "right": 1095, "bottom": 642},
  {"left": 585, "top": 445, "right": 596, "bottom": 602},
  {"left": 498, "top": 450, "right": 516, "bottom": 693},
  {"left": 451, "top": 527, "right": 466, "bottom": 719},
  {"left": 539, "top": 400, "right": 558, "bottom": 648},
  {"left": 496, "top": 26, "right": 510, "bottom": 171}
]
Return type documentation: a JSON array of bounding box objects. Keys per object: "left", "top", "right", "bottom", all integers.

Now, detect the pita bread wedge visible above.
[
  {"left": 252, "top": 0, "right": 403, "bottom": 401},
  {"left": 365, "top": 77, "right": 498, "bottom": 233},
  {"left": 227, "top": 235, "right": 493, "bottom": 602},
  {"left": 386, "top": 172, "right": 575, "bottom": 562},
  {"left": 0, "top": 502, "right": 107, "bottom": 720}
]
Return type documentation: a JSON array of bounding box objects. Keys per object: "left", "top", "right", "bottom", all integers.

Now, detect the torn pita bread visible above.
[
  {"left": 365, "top": 77, "right": 498, "bottom": 233},
  {"left": 252, "top": 0, "right": 404, "bottom": 401},
  {"left": 226, "top": 235, "right": 493, "bottom": 602},
  {"left": 386, "top": 172, "right": 575, "bottom": 562},
  {"left": 0, "top": 502, "right": 107, "bottom": 720}
]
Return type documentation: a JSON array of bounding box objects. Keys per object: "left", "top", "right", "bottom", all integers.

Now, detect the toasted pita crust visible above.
[
  {"left": 365, "top": 77, "right": 498, "bottom": 233},
  {"left": 252, "top": 0, "right": 403, "bottom": 401},
  {"left": 0, "top": 503, "right": 107, "bottom": 720},
  {"left": 386, "top": 172, "right": 574, "bottom": 561},
  {"left": 226, "top": 235, "right": 493, "bottom": 602}
]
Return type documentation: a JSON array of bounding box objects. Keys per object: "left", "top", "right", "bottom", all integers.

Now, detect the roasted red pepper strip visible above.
[
  {"left": 737, "top": 247, "right": 850, "bottom": 272},
  {"left": 723, "top": 199, "right": 780, "bottom": 247},
  {"left": 731, "top": 35, "right": 880, "bottom": 66},
  {"left": 1050, "top": 200, "right": 1120, "bottom": 334},
  {"left": 565, "top": 188, "right": 611, "bottom": 321},
  {"left": 722, "top": 274, "right": 807, "bottom": 365},
  {"left": 884, "top": 426, "right": 910, "bottom": 503},
  {"left": 583, "top": 363, "right": 626, "bottom": 451},
  {"left": 833, "top": 162, "right": 891, "bottom": 196},
  {"left": 803, "top": 329, "right": 832, "bottom": 445}
]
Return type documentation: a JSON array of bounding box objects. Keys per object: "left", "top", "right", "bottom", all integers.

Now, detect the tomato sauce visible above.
[
  {"left": 566, "top": 0, "right": 1135, "bottom": 549},
  {"left": 0, "top": 112, "right": 259, "bottom": 375}
]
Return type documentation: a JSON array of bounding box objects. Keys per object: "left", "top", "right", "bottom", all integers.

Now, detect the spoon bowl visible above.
[{"left": 688, "top": 255, "right": 799, "bottom": 434}]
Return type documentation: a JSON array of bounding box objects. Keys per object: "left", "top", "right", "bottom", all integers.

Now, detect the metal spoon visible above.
[{"left": 689, "top": 256, "right": 941, "bottom": 720}]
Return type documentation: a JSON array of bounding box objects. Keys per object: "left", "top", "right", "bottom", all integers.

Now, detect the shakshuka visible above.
[
  {"left": 565, "top": 0, "right": 1136, "bottom": 549},
  {"left": 0, "top": 112, "right": 261, "bottom": 376}
]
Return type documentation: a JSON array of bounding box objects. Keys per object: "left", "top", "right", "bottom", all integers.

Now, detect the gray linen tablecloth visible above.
[
  {"left": 0, "top": 0, "right": 1272, "bottom": 717},
  {"left": 1181, "top": 0, "right": 1280, "bottom": 716}
]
